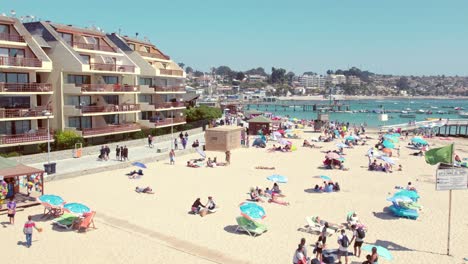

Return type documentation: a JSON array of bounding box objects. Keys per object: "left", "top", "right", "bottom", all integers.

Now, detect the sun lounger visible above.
[
  {"left": 52, "top": 213, "right": 79, "bottom": 230},
  {"left": 305, "top": 216, "right": 335, "bottom": 236},
  {"left": 77, "top": 211, "right": 96, "bottom": 232},
  {"left": 235, "top": 216, "right": 267, "bottom": 237}
]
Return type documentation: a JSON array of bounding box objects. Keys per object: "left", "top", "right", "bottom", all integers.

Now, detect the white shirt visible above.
[{"left": 292, "top": 250, "right": 305, "bottom": 264}]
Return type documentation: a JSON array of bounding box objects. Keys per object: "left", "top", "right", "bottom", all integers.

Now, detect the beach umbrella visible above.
[
  {"left": 320, "top": 175, "right": 332, "bottom": 181},
  {"left": 379, "top": 156, "right": 396, "bottom": 165},
  {"left": 361, "top": 245, "right": 393, "bottom": 261},
  {"left": 132, "top": 162, "right": 147, "bottom": 169},
  {"left": 63, "top": 202, "right": 90, "bottom": 214},
  {"left": 386, "top": 195, "right": 412, "bottom": 202},
  {"left": 38, "top": 194, "right": 64, "bottom": 206},
  {"left": 336, "top": 143, "right": 348, "bottom": 149},
  {"left": 393, "top": 190, "right": 420, "bottom": 201},
  {"left": 267, "top": 174, "right": 288, "bottom": 183},
  {"left": 384, "top": 135, "right": 399, "bottom": 143},
  {"left": 382, "top": 140, "right": 395, "bottom": 149},
  {"left": 239, "top": 202, "right": 266, "bottom": 221},
  {"left": 345, "top": 136, "right": 356, "bottom": 141},
  {"left": 326, "top": 152, "right": 341, "bottom": 159},
  {"left": 411, "top": 137, "right": 428, "bottom": 145}
]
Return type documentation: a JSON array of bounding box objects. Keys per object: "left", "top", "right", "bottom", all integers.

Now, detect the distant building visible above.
[
  {"left": 247, "top": 74, "right": 267, "bottom": 82},
  {"left": 327, "top": 74, "right": 346, "bottom": 85},
  {"left": 298, "top": 74, "right": 326, "bottom": 88},
  {"left": 347, "top": 76, "right": 361, "bottom": 86}
]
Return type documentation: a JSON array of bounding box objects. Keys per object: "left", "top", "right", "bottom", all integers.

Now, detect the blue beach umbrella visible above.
[
  {"left": 411, "top": 137, "right": 428, "bottom": 145},
  {"left": 393, "top": 190, "right": 420, "bottom": 201},
  {"left": 382, "top": 140, "right": 395, "bottom": 149},
  {"left": 132, "top": 162, "right": 147, "bottom": 169},
  {"left": 345, "top": 136, "right": 356, "bottom": 141},
  {"left": 386, "top": 195, "right": 412, "bottom": 202},
  {"left": 267, "top": 174, "right": 288, "bottom": 183},
  {"left": 239, "top": 202, "right": 266, "bottom": 221},
  {"left": 63, "top": 203, "right": 91, "bottom": 214},
  {"left": 38, "top": 194, "right": 64, "bottom": 206},
  {"left": 320, "top": 175, "right": 332, "bottom": 181},
  {"left": 361, "top": 245, "right": 393, "bottom": 261}
]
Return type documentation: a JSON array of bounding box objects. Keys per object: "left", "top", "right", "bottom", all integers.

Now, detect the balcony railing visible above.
[
  {"left": 80, "top": 104, "right": 140, "bottom": 114},
  {"left": 159, "top": 69, "right": 184, "bottom": 76},
  {"left": 0, "top": 33, "right": 25, "bottom": 42},
  {"left": 80, "top": 84, "right": 139, "bottom": 93},
  {"left": 153, "top": 86, "right": 185, "bottom": 93},
  {"left": 151, "top": 117, "right": 186, "bottom": 127},
  {"left": 73, "top": 41, "right": 115, "bottom": 52},
  {"left": 89, "top": 63, "right": 135, "bottom": 73},
  {"left": 155, "top": 102, "right": 185, "bottom": 109},
  {"left": 0, "top": 107, "right": 53, "bottom": 119},
  {"left": 0, "top": 83, "right": 52, "bottom": 93},
  {"left": 137, "top": 51, "right": 169, "bottom": 60},
  {"left": 81, "top": 123, "right": 140, "bottom": 136},
  {"left": 0, "top": 56, "right": 42, "bottom": 67},
  {"left": 0, "top": 130, "right": 52, "bottom": 145}
]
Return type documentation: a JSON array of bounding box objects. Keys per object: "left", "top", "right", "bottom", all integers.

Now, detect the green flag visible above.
[{"left": 424, "top": 144, "right": 453, "bottom": 165}]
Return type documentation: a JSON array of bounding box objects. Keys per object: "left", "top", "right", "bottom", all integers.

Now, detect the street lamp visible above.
[{"left": 42, "top": 110, "right": 52, "bottom": 165}]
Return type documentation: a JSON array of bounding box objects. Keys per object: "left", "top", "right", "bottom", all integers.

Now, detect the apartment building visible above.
[
  {"left": 0, "top": 16, "right": 54, "bottom": 149},
  {"left": 108, "top": 34, "right": 186, "bottom": 129},
  {"left": 327, "top": 74, "right": 346, "bottom": 85},
  {"left": 298, "top": 74, "right": 326, "bottom": 88},
  {"left": 347, "top": 75, "right": 362, "bottom": 86},
  {"left": 23, "top": 21, "right": 142, "bottom": 139}
]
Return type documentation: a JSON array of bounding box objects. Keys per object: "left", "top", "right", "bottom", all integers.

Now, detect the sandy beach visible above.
[{"left": 2, "top": 131, "right": 467, "bottom": 264}]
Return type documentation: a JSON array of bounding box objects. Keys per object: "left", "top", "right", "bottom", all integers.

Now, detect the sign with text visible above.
[{"left": 436, "top": 168, "right": 468, "bottom": 191}]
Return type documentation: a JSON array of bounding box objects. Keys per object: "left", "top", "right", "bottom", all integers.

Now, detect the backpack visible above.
[
  {"left": 340, "top": 235, "right": 349, "bottom": 247},
  {"left": 357, "top": 228, "right": 366, "bottom": 239}
]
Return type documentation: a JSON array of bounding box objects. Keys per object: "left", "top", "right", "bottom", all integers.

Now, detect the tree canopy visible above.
[
  {"left": 270, "top": 67, "right": 286, "bottom": 84},
  {"left": 245, "top": 67, "right": 267, "bottom": 76},
  {"left": 184, "top": 105, "right": 222, "bottom": 122}
]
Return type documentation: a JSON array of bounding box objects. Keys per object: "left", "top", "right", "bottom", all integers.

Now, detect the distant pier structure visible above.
[{"left": 241, "top": 100, "right": 350, "bottom": 112}]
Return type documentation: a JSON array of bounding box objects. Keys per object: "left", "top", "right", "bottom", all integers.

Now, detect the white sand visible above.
[{"left": 3, "top": 133, "right": 467, "bottom": 264}]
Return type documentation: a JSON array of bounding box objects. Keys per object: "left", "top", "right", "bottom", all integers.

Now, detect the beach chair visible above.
[
  {"left": 77, "top": 211, "right": 96, "bottom": 232},
  {"left": 305, "top": 216, "right": 341, "bottom": 235},
  {"left": 52, "top": 213, "right": 79, "bottom": 230},
  {"left": 235, "top": 216, "right": 267, "bottom": 237}
]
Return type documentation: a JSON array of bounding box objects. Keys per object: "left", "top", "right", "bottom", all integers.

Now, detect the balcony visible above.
[
  {"left": 80, "top": 84, "right": 139, "bottom": 93},
  {"left": 0, "top": 83, "right": 52, "bottom": 93},
  {"left": 0, "top": 107, "right": 53, "bottom": 120},
  {"left": 0, "top": 130, "right": 53, "bottom": 147},
  {"left": 66, "top": 104, "right": 140, "bottom": 116},
  {"left": 151, "top": 117, "right": 186, "bottom": 127},
  {"left": 0, "top": 33, "right": 25, "bottom": 42},
  {"left": 153, "top": 86, "right": 185, "bottom": 93},
  {"left": 155, "top": 102, "right": 185, "bottom": 110},
  {"left": 0, "top": 57, "right": 42, "bottom": 67},
  {"left": 81, "top": 123, "right": 140, "bottom": 137},
  {"left": 159, "top": 69, "right": 184, "bottom": 77},
  {"left": 137, "top": 51, "right": 169, "bottom": 60},
  {"left": 89, "top": 63, "right": 135, "bottom": 73},
  {"left": 72, "top": 41, "right": 115, "bottom": 52}
]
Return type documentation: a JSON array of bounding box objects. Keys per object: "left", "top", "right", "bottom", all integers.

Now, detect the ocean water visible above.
[{"left": 246, "top": 99, "right": 468, "bottom": 127}]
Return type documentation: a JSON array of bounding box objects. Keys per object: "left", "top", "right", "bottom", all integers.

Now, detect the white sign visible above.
[{"left": 436, "top": 168, "right": 468, "bottom": 191}]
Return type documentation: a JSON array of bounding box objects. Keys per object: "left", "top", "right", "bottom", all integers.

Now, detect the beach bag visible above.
[
  {"left": 340, "top": 235, "right": 350, "bottom": 247},
  {"left": 357, "top": 228, "right": 365, "bottom": 239}
]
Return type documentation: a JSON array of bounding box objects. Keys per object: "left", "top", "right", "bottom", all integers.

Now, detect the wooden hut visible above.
[
  {"left": 0, "top": 157, "right": 44, "bottom": 212},
  {"left": 204, "top": 126, "right": 243, "bottom": 152},
  {"left": 248, "top": 116, "right": 272, "bottom": 135}
]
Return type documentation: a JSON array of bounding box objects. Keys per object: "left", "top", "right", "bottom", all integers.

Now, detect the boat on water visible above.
[
  {"left": 455, "top": 107, "right": 465, "bottom": 111},
  {"left": 400, "top": 111, "right": 416, "bottom": 118},
  {"left": 430, "top": 106, "right": 438, "bottom": 109},
  {"left": 417, "top": 109, "right": 425, "bottom": 114},
  {"left": 459, "top": 112, "right": 468, "bottom": 118},
  {"left": 437, "top": 110, "right": 448, "bottom": 114}
]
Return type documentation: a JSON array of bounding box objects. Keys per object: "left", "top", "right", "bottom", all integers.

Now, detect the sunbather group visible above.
[
  {"left": 126, "top": 169, "right": 144, "bottom": 178},
  {"left": 368, "top": 159, "right": 393, "bottom": 173},
  {"left": 268, "top": 144, "right": 291, "bottom": 152},
  {"left": 313, "top": 181, "right": 341, "bottom": 193},
  {"left": 249, "top": 183, "right": 289, "bottom": 206},
  {"left": 186, "top": 157, "right": 227, "bottom": 168},
  {"left": 190, "top": 196, "right": 218, "bottom": 217}
]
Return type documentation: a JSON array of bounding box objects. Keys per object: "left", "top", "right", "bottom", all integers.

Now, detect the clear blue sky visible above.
[{"left": 3, "top": 0, "right": 468, "bottom": 76}]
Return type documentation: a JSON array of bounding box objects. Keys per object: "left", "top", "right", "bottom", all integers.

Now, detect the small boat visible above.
[
  {"left": 430, "top": 106, "right": 438, "bottom": 109},
  {"left": 417, "top": 109, "right": 425, "bottom": 114},
  {"left": 400, "top": 111, "right": 416, "bottom": 118},
  {"left": 459, "top": 112, "right": 468, "bottom": 118},
  {"left": 437, "top": 110, "right": 448, "bottom": 114},
  {"left": 455, "top": 107, "right": 465, "bottom": 111}
]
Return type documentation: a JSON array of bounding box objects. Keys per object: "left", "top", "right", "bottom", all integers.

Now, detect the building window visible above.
[
  {"left": 102, "top": 95, "right": 119, "bottom": 105},
  {"left": 0, "top": 48, "right": 25, "bottom": 57},
  {"left": 80, "top": 54, "right": 90, "bottom": 64},
  {"left": 139, "top": 77, "right": 152, "bottom": 86},
  {"left": 138, "top": 94, "right": 152, "bottom": 104},
  {"left": 68, "top": 96, "right": 91, "bottom": 107},
  {"left": 0, "top": 96, "right": 30, "bottom": 108},
  {"left": 102, "top": 76, "right": 119, "bottom": 84},
  {"left": 0, "top": 120, "right": 31, "bottom": 135},
  {"left": 128, "top": 43, "right": 135, "bottom": 50},
  {"left": 59, "top": 32, "right": 73, "bottom": 45},
  {"left": 67, "top": 75, "right": 91, "bottom": 86},
  {"left": 103, "top": 114, "right": 119, "bottom": 125},
  {"left": 0, "top": 24, "right": 9, "bottom": 34},
  {"left": 0, "top": 72, "right": 29, "bottom": 83},
  {"left": 69, "top": 116, "right": 91, "bottom": 129}
]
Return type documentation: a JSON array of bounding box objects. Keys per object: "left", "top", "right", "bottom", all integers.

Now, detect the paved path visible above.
[{"left": 30, "top": 133, "right": 205, "bottom": 180}]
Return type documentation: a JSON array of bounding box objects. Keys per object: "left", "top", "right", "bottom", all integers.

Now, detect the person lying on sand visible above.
[
  {"left": 249, "top": 188, "right": 264, "bottom": 202},
  {"left": 187, "top": 161, "right": 200, "bottom": 168},
  {"left": 255, "top": 166, "right": 276, "bottom": 170},
  {"left": 272, "top": 183, "right": 285, "bottom": 196},
  {"left": 135, "top": 186, "right": 154, "bottom": 194},
  {"left": 268, "top": 193, "right": 289, "bottom": 206},
  {"left": 127, "top": 169, "right": 143, "bottom": 176}
]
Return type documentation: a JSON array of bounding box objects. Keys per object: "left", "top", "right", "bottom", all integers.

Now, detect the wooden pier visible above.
[
  {"left": 381, "top": 119, "right": 468, "bottom": 137},
  {"left": 241, "top": 102, "right": 350, "bottom": 112}
]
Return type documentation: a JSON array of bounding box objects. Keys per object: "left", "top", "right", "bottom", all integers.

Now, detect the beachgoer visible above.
[
  {"left": 370, "top": 247, "right": 379, "bottom": 264},
  {"left": 104, "top": 145, "right": 110, "bottom": 160},
  {"left": 350, "top": 224, "right": 365, "bottom": 258},
  {"left": 116, "top": 145, "right": 120, "bottom": 160},
  {"left": 299, "top": 238, "right": 309, "bottom": 262},
  {"left": 182, "top": 137, "right": 187, "bottom": 149},
  {"left": 191, "top": 198, "right": 205, "bottom": 214},
  {"left": 292, "top": 244, "right": 307, "bottom": 264},
  {"left": 337, "top": 229, "right": 350, "bottom": 264},
  {"left": 23, "top": 215, "right": 40, "bottom": 248},
  {"left": 362, "top": 254, "right": 372, "bottom": 264},
  {"left": 169, "top": 149, "right": 175, "bottom": 165},
  {"left": 200, "top": 196, "right": 216, "bottom": 217},
  {"left": 250, "top": 188, "right": 263, "bottom": 202},
  {"left": 406, "top": 182, "right": 417, "bottom": 191},
  {"left": 315, "top": 236, "right": 324, "bottom": 262},
  {"left": 120, "top": 146, "right": 124, "bottom": 161},
  {"left": 320, "top": 222, "right": 329, "bottom": 245},
  {"left": 7, "top": 198, "right": 16, "bottom": 224},
  {"left": 148, "top": 135, "right": 153, "bottom": 148},
  {"left": 184, "top": 132, "right": 189, "bottom": 141},
  {"left": 135, "top": 186, "right": 154, "bottom": 194},
  {"left": 123, "top": 146, "right": 129, "bottom": 161}
]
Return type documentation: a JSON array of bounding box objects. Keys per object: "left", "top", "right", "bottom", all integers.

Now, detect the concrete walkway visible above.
[{"left": 30, "top": 133, "right": 205, "bottom": 181}]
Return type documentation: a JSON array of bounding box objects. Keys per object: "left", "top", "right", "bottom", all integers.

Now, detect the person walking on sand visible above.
[
  {"left": 337, "top": 229, "right": 350, "bottom": 264},
  {"left": 120, "top": 146, "right": 124, "bottom": 161},
  {"left": 174, "top": 138, "right": 178, "bottom": 150},
  {"left": 23, "top": 215, "right": 40, "bottom": 248},
  {"left": 299, "top": 238, "right": 309, "bottom": 262},
  {"left": 116, "top": 145, "right": 120, "bottom": 160},
  {"left": 169, "top": 149, "right": 175, "bottom": 165},
  {"left": 7, "top": 198, "right": 16, "bottom": 224},
  {"left": 182, "top": 137, "right": 187, "bottom": 149},
  {"left": 148, "top": 134, "right": 153, "bottom": 148},
  {"left": 350, "top": 224, "right": 365, "bottom": 258}
]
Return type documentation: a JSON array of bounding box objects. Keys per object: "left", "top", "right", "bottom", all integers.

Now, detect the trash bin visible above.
[{"left": 43, "top": 162, "right": 57, "bottom": 174}]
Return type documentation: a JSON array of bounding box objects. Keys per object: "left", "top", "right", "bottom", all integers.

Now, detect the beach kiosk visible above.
[
  {"left": 248, "top": 115, "right": 272, "bottom": 135},
  {"left": 205, "top": 126, "right": 243, "bottom": 151},
  {"left": 0, "top": 157, "right": 44, "bottom": 211}
]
